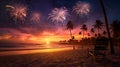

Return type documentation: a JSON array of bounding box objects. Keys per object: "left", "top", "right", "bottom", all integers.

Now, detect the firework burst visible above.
[
  {"left": 48, "top": 7, "right": 69, "bottom": 23},
  {"left": 6, "top": 5, "right": 14, "bottom": 9},
  {"left": 73, "top": 1, "right": 90, "bottom": 16},
  {"left": 6, "top": 4, "right": 27, "bottom": 23},
  {"left": 30, "top": 12, "right": 41, "bottom": 23}
]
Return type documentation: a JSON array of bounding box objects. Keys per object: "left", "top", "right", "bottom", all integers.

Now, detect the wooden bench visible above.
[{"left": 88, "top": 37, "right": 108, "bottom": 62}]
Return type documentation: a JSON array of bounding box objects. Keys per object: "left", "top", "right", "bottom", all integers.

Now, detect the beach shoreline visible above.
[{"left": 0, "top": 48, "right": 120, "bottom": 67}]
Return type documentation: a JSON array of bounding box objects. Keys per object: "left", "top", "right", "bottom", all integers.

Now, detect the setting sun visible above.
[{"left": 46, "top": 41, "right": 50, "bottom": 44}]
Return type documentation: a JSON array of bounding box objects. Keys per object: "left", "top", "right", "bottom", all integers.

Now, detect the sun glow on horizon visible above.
[
  {"left": 46, "top": 41, "right": 50, "bottom": 44},
  {"left": 0, "top": 33, "right": 84, "bottom": 44},
  {"left": 0, "top": 27, "right": 89, "bottom": 44}
]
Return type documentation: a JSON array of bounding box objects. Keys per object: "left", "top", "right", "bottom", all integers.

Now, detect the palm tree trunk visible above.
[
  {"left": 83, "top": 31, "right": 84, "bottom": 38},
  {"left": 69, "top": 29, "right": 73, "bottom": 39},
  {"left": 99, "top": 0, "right": 115, "bottom": 54},
  {"left": 69, "top": 29, "right": 75, "bottom": 50}
]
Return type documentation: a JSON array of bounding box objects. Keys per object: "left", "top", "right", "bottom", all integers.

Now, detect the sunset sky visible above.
[{"left": 0, "top": 0, "right": 120, "bottom": 44}]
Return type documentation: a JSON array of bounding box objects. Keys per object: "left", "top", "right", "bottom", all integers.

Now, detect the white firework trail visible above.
[
  {"left": 48, "top": 7, "right": 69, "bottom": 23},
  {"left": 73, "top": 1, "right": 90, "bottom": 16}
]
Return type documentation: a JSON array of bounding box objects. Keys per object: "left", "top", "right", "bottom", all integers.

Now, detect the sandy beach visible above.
[{"left": 0, "top": 48, "right": 120, "bottom": 67}]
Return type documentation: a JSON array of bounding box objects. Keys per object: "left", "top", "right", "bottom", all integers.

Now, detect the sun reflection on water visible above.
[{"left": 0, "top": 47, "right": 73, "bottom": 56}]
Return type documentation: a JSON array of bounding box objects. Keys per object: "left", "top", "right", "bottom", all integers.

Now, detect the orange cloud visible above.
[{"left": 0, "top": 27, "right": 90, "bottom": 44}]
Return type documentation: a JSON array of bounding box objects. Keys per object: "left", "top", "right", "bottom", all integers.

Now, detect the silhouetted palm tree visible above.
[
  {"left": 91, "top": 28, "right": 95, "bottom": 37},
  {"left": 93, "top": 20, "right": 104, "bottom": 37},
  {"left": 81, "top": 24, "right": 87, "bottom": 38},
  {"left": 66, "top": 21, "right": 75, "bottom": 50},
  {"left": 99, "top": 0, "right": 115, "bottom": 54},
  {"left": 91, "top": 28, "right": 95, "bottom": 33},
  {"left": 66, "top": 20, "right": 73, "bottom": 39},
  {"left": 95, "top": 34, "right": 97, "bottom": 37},
  {"left": 79, "top": 31, "right": 82, "bottom": 35},
  {"left": 87, "top": 33, "right": 90, "bottom": 37},
  {"left": 110, "top": 20, "right": 120, "bottom": 38},
  {"left": 103, "top": 31, "right": 107, "bottom": 37}
]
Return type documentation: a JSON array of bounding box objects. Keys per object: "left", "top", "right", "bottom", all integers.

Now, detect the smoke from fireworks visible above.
[
  {"left": 48, "top": 7, "right": 69, "bottom": 23},
  {"left": 6, "top": 4, "right": 27, "bottom": 23},
  {"left": 30, "top": 12, "right": 41, "bottom": 23},
  {"left": 73, "top": 1, "right": 90, "bottom": 16}
]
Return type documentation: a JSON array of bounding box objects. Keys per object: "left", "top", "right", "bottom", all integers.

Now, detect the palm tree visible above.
[
  {"left": 93, "top": 20, "right": 104, "bottom": 37},
  {"left": 95, "top": 34, "right": 97, "bottom": 37},
  {"left": 66, "top": 20, "right": 73, "bottom": 39},
  {"left": 99, "top": 0, "right": 115, "bottom": 54},
  {"left": 87, "top": 33, "right": 90, "bottom": 37},
  {"left": 79, "top": 31, "right": 82, "bottom": 35},
  {"left": 103, "top": 31, "right": 107, "bottom": 37},
  {"left": 81, "top": 24, "right": 87, "bottom": 38},
  {"left": 66, "top": 21, "right": 75, "bottom": 50},
  {"left": 91, "top": 28, "right": 95, "bottom": 33},
  {"left": 110, "top": 20, "right": 120, "bottom": 38}
]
